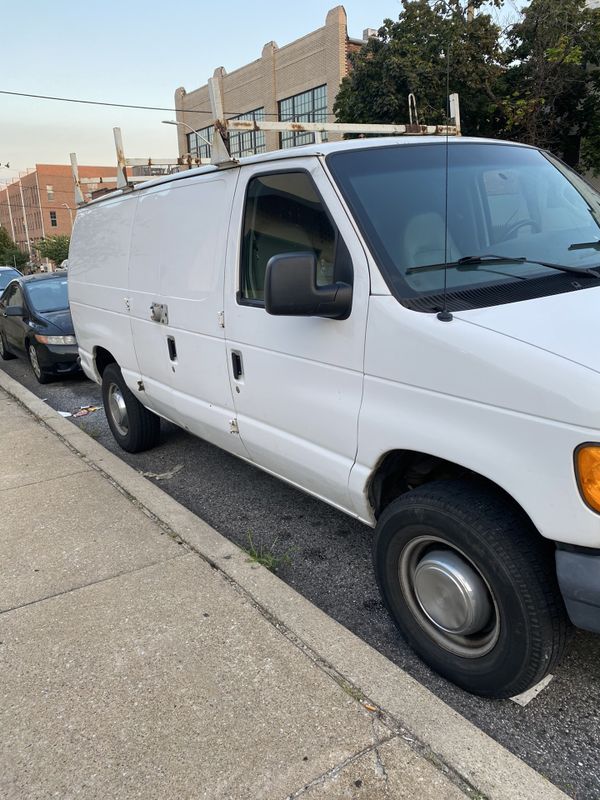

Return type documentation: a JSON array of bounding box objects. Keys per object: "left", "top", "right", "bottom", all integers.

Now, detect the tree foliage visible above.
[
  {"left": 36, "top": 235, "right": 70, "bottom": 265},
  {"left": 502, "top": 0, "right": 600, "bottom": 172},
  {"left": 334, "top": 1, "right": 505, "bottom": 136},
  {"left": 334, "top": 0, "right": 600, "bottom": 172},
  {"left": 0, "top": 227, "right": 28, "bottom": 268}
]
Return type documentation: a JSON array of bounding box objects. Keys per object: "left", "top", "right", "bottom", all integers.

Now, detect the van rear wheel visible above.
[
  {"left": 373, "top": 480, "right": 569, "bottom": 698},
  {"left": 102, "top": 363, "right": 160, "bottom": 453}
]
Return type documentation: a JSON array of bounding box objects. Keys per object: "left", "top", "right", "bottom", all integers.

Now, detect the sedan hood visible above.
[
  {"left": 35, "top": 309, "right": 75, "bottom": 336},
  {"left": 455, "top": 286, "right": 600, "bottom": 374}
]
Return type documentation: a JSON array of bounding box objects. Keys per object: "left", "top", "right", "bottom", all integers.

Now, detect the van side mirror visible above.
[
  {"left": 4, "top": 306, "right": 24, "bottom": 317},
  {"left": 264, "top": 252, "right": 352, "bottom": 320}
]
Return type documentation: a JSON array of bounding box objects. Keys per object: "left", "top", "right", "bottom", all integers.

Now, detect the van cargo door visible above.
[{"left": 128, "top": 171, "right": 248, "bottom": 457}]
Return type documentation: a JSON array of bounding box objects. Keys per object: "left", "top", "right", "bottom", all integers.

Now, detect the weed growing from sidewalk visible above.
[{"left": 244, "top": 532, "right": 293, "bottom": 573}]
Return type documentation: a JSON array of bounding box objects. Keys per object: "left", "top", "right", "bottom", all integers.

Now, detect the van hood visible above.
[{"left": 454, "top": 286, "right": 600, "bottom": 374}]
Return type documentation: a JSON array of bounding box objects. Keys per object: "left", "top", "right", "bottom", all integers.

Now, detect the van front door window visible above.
[{"left": 240, "top": 171, "right": 336, "bottom": 303}]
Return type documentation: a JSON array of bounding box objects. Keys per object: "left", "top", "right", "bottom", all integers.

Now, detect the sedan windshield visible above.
[
  {"left": 327, "top": 143, "right": 600, "bottom": 304},
  {"left": 26, "top": 277, "right": 69, "bottom": 313},
  {"left": 0, "top": 269, "right": 21, "bottom": 291}
]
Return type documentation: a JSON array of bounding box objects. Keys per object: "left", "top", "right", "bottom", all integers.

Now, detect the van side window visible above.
[{"left": 240, "top": 171, "right": 336, "bottom": 303}]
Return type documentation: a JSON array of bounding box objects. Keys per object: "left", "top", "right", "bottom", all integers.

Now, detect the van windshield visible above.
[{"left": 327, "top": 143, "right": 600, "bottom": 309}]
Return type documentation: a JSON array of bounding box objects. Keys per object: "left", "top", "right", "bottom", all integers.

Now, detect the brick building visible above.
[
  {"left": 174, "top": 6, "right": 372, "bottom": 159},
  {"left": 0, "top": 164, "right": 118, "bottom": 261}
]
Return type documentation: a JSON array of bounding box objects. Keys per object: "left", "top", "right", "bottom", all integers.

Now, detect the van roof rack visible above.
[{"left": 70, "top": 86, "right": 460, "bottom": 206}]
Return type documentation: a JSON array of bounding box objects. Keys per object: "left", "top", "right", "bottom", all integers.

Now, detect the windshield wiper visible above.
[
  {"left": 407, "top": 253, "right": 600, "bottom": 278},
  {"left": 568, "top": 240, "right": 600, "bottom": 251}
]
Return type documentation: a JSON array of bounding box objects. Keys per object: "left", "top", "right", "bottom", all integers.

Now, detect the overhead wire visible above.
[{"left": 0, "top": 89, "right": 338, "bottom": 119}]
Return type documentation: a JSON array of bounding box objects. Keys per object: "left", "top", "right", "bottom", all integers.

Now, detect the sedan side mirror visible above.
[
  {"left": 264, "top": 252, "right": 352, "bottom": 320},
  {"left": 4, "top": 306, "right": 24, "bottom": 317}
]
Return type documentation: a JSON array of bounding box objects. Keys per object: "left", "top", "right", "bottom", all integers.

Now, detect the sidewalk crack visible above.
[
  {"left": 0, "top": 466, "right": 90, "bottom": 493},
  {"left": 0, "top": 553, "right": 189, "bottom": 615},
  {"left": 284, "top": 734, "right": 399, "bottom": 799},
  {"left": 372, "top": 716, "right": 389, "bottom": 784}
]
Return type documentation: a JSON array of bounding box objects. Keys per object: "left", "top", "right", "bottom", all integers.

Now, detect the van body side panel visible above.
[
  {"left": 128, "top": 173, "right": 246, "bottom": 455},
  {"left": 68, "top": 195, "right": 141, "bottom": 389},
  {"left": 223, "top": 159, "right": 369, "bottom": 513},
  {"left": 351, "top": 295, "right": 600, "bottom": 548}
]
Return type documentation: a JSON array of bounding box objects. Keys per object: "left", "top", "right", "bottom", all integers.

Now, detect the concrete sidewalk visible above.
[{"left": 0, "top": 377, "right": 568, "bottom": 800}]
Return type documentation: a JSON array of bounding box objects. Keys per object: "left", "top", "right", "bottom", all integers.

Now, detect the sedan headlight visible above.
[
  {"left": 34, "top": 334, "right": 77, "bottom": 345},
  {"left": 575, "top": 444, "right": 600, "bottom": 513}
]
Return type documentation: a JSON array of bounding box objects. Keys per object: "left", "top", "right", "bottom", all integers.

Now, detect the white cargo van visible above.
[{"left": 69, "top": 137, "right": 600, "bottom": 698}]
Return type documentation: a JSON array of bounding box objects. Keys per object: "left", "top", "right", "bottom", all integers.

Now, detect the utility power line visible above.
[{"left": 0, "top": 88, "right": 337, "bottom": 119}]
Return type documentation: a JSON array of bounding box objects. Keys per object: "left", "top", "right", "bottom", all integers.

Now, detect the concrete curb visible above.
[{"left": 0, "top": 368, "right": 568, "bottom": 800}]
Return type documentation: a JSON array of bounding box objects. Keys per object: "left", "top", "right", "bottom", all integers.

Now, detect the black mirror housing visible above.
[
  {"left": 264, "top": 252, "right": 352, "bottom": 320},
  {"left": 4, "top": 306, "right": 24, "bottom": 317}
]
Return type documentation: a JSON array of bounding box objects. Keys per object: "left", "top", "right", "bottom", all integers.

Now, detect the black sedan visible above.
[{"left": 0, "top": 272, "right": 80, "bottom": 384}]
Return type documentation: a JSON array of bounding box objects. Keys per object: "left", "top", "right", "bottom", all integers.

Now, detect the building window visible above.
[
  {"left": 50, "top": 211, "right": 57, "bottom": 227},
  {"left": 46, "top": 185, "right": 54, "bottom": 200},
  {"left": 187, "top": 125, "right": 214, "bottom": 160},
  {"left": 228, "top": 108, "right": 267, "bottom": 158},
  {"left": 278, "top": 85, "right": 328, "bottom": 149}
]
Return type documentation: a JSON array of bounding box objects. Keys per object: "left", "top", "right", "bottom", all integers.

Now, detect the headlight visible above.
[
  {"left": 575, "top": 444, "right": 600, "bottom": 513},
  {"left": 34, "top": 334, "right": 77, "bottom": 345}
]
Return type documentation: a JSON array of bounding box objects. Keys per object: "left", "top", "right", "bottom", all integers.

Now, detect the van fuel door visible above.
[{"left": 150, "top": 302, "right": 169, "bottom": 324}]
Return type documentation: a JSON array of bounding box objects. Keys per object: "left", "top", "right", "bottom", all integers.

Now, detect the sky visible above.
[{"left": 1, "top": 1, "right": 522, "bottom": 181}]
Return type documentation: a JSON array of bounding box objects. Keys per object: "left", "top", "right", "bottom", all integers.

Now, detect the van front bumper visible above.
[{"left": 556, "top": 549, "right": 600, "bottom": 633}]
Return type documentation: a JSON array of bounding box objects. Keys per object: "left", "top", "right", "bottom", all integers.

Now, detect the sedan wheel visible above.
[
  {"left": 28, "top": 343, "right": 50, "bottom": 384},
  {"left": 0, "top": 333, "right": 15, "bottom": 361}
]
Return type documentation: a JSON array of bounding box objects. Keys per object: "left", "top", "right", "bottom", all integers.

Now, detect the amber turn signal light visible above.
[{"left": 575, "top": 445, "right": 600, "bottom": 513}]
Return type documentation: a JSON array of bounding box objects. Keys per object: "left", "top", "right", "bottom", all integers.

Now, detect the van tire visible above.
[
  {"left": 373, "top": 480, "right": 569, "bottom": 699},
  {"left": 102, "top": 363, "right": 160, "bottom": 453}
]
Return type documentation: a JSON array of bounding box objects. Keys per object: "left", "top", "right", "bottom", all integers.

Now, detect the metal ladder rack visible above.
[{"left": 70, "top": 80, "right": 460, "bottom": 205}]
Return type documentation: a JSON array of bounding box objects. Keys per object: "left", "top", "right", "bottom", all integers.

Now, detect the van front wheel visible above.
[
  {"left": 102, "top": 363, "right": 160, "bottom": 453},
  {"left": 373, "top": 480, "right": 569, "bottom": 698}
]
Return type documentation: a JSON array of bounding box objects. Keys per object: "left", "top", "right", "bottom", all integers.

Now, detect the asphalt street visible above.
[{"left": 2, "top": 357, "right": 599, "bottom": 800}]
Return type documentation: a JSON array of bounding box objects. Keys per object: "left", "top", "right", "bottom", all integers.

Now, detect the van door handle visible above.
[
  {"left": 167, "top": 336, "right": 177, "bottom": 361},
  {"left": 231, "top": 351, "right": 243, "bottom": 380}
]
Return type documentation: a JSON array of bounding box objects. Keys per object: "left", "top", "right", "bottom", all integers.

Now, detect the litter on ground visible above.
[
  {"left": 73, "top": 405, "right": 101, "bottom": 418},
  {"left": 140, "top": 464, "right": 184, "bottom": 481}
]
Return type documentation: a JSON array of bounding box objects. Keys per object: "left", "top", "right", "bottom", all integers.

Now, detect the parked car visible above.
[
  {"left": 0, "top": 266, "right": 22, "bottom": 292},
  {"left": 0, "top": 271, "right": 79, "bottom": 383},
  {"left": 69, "top": 136, "right": 600, "bottom": 699}
]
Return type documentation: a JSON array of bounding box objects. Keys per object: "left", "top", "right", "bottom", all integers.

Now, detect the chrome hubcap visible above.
[
  {"left": 29, "top": 345, "right": 41, "bottom": 378},
  {"left": 413, "top": 550, "right": 492, "bottom": 635},
  {"left": 399, "top": 535, "right": 500, "bottom": 658},
  {"left": 108, "top": 383, "right": 129, "bottom": 436}
]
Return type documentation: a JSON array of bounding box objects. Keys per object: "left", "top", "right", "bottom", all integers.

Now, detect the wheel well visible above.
[
  {"left": 368, "top": 450, "right": 523, "bottom": 521},
  {"left": 94, "top": 347, "right": 116, "bottom": 377}
]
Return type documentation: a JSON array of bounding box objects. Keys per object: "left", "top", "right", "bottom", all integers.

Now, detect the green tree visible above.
[
  {"left": 0, "top": 227, "right": 28, "bottom": 268},
  {"left": 334, "top": 0, "right": 505, "bottom": 136},
  {"left": 36, "top": 235, "right": 70, "bottom": 265},
  {"left": 502, "top": 0, "right": 600, "bottom": 172}
]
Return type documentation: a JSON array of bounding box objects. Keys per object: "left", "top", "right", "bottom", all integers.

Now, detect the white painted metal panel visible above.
[
  {"left": 128, "top": 172, "right": 246, "bottom": 454},
  {"left": 68, "top": 194, "right": 141, "bottom": 391},
  {"left": 224, "top": 158, "right": 369, "bottom": 514},
  {"left": 350, "top": 295, "right": 600, "bottom": 548}
]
